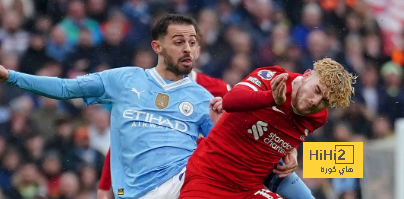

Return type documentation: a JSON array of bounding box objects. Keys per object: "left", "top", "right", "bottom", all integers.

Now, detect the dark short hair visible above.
[{"left": 152, "top": 14, "right": 200, "bottom": 41}]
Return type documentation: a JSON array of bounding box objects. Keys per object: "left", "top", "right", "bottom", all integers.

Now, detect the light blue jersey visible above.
[
  {"left": 79, "top": 67, "right": 213, "bottom": 198},
  {"left": 7, "top": 67, "right": 214, "bottom": 198}
]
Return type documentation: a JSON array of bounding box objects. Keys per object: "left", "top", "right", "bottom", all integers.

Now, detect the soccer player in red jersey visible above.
[{"left": 179, "top": 58, "right": 356, "bottom": 199}]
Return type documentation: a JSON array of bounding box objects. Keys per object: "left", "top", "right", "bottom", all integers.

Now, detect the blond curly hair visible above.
[{"left": 313, "top": 58, "right": 357, "bottom": 108}]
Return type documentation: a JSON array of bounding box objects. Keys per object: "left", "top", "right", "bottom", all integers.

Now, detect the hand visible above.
[
  {"left": 209, "top": 97, "right": 223, "bottom": 124},
  {"left": 209, "top": 97, "right": 223, "bottom": 112},
  {"left": 0, "top": 65, "right": 9, "bottom": 82},
  {"left": 270, "top": 73, "right": 288, "bottom": 105},
  {"left": 273, "top": 147, "right": 298, "bottom": 178}
]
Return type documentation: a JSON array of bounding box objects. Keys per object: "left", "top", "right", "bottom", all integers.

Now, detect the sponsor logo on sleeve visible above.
[{"left": 247, "top": 76, "right": 262, "bottom": 87}]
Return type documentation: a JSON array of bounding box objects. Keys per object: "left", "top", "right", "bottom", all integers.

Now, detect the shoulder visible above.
[
  {"left": 186, "top": 79, "right": 213, "bottom": 101},
  {"left": 103, "top": 66, "right": 145, "bottom": 75},
  {"left": 196, "top": 72, "right": 227, "bottom": 86},
  {"left": 95, "top": 67, "right": 146, "bottom": 82},
  {"left": 249, "top": 66, "right": 302, "bottom": 81},
  {"left": 194, "top": 81, "right": 214, "bottom": 98},
  {"left": 251, "top": 66, "right": 286, "bottom": 77},
  {"left": 241, "top": 66, "right": 297, "bottom": 90},
  {"left": 194, "top": 72, "right": 229, "bottom": 97},
  {"left": 305, "top": 109, "right": 329, "bottom": 129}
]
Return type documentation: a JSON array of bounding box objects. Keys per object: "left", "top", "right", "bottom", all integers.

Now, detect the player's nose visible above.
[
  {"left": 310, "top": 95, "right": 322, "bottom": 107},
  {"left": 183, "top": 43, "right": 191, "bottom": 53}
]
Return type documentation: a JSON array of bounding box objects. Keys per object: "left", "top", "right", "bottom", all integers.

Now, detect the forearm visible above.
[
  {"left": 222, "top": 86, "right": 275, "bottom": 112},
  {"left": 6, "top": 70, "right": 85, "bottom": 100},
  {"left": 289, "top": 147, "right": 297, "bottom": 157}
]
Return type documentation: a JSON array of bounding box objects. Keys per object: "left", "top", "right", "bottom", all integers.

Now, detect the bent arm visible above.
[
  {"left": 6, "top": 70, "right": 104, "bottom": 100},
  {"left": 222, "top": 85, "right": 275, "bottom": 112}
]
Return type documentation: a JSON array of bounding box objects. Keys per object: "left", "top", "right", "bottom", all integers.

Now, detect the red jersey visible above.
[
  {"left": 186, "top": 66, "right": 328, "bottom": 191},
  {"left": 192, "top": 71, "right": 230, "bottom": 98}
]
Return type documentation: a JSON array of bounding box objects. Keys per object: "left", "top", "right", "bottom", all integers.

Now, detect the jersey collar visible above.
[{"left": 149, "top": 68, "right": 192, "bottom": 91}]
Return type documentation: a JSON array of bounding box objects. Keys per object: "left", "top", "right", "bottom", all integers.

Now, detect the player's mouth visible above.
[
  {"left": 180, "top": 57, "right": 193, "bottom": 66},
  {"left": 302, "top": 101, "right": 311, "bottom": 111}
]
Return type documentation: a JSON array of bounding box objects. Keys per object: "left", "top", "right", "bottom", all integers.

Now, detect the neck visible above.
[
  {"left": 291, "top": 77, "right": 302, "bottom": 103},
  {"left": 155, "top": 57, "right": 184, "bottom": 81}
]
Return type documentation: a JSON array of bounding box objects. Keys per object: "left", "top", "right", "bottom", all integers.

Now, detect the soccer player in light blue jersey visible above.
[
  {"left": 0, "top": 14, "right": 314, "bottom": 199},
  {"left": 0, "top": 14, "right": 220, "bottom": 199}
]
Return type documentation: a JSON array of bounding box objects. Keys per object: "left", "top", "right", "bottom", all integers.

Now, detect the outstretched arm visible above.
[{"left": 0, "top": 66, "right": 104, "bottom": 100}]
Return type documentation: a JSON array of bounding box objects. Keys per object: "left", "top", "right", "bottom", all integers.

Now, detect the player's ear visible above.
[
  {"left": 195, "top": 46, "right": 201, "bottom": 60},
  {"left": 151, "top": 40, "right": 163, "bottom": 55},
  {"left": 302, "top": 69, "right": 312, "bottom": 82}
]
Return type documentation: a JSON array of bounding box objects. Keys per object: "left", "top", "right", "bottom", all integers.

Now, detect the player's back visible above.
[{"left": 186, "top": 67, "right": 327, "bottom": 191}]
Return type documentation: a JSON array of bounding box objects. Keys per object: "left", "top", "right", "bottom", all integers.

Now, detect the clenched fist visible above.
[{"left": 209, "top": 97, "right": 224, "bottom": 125}]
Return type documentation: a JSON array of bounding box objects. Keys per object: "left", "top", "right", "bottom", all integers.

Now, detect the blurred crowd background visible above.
[{"left": 0, "top": 0, "right": 403, "bottom": 198}]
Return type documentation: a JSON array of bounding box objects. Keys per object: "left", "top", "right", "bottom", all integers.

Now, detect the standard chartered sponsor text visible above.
[{"left": 264, "top": 132, "right": 294, "bottom": 154}]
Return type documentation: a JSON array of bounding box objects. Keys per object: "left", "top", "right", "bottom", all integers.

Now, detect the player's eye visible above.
[
  {"left": 175, "top": 41, "right": 183, "bottom": 45},
  {"left": 316, "top": 86, "right": 322, "bottom": 94}
]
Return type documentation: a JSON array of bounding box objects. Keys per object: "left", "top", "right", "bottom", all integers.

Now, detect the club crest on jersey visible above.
[
  {"left": 117, "top": 188, "right": 124, "bottom": 195},
  {"left": 155, "top": 93, "right": 169, "bottom": 109},
  {"left": 258, "top": 70, "right": 276, "bottom": 80},
  {"left": 179, "top": 102, "right": 194, "bottom": 116}
]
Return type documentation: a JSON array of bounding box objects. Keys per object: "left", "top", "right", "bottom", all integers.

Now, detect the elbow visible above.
[{"left": 222, "top": 95, "right": 235, "bottom": 112}]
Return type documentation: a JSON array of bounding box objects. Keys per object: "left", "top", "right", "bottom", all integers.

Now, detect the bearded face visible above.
[{"left": 162, "top": 48, "right": 193, "bottom": 76}]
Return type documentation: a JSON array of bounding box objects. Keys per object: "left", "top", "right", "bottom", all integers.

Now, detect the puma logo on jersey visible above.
[
  {"left": 131, "top": 88, "right": 144, "bottom": 99},
  {"left": 248, "top": 121, "right": 268, "bottom": 140}
]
